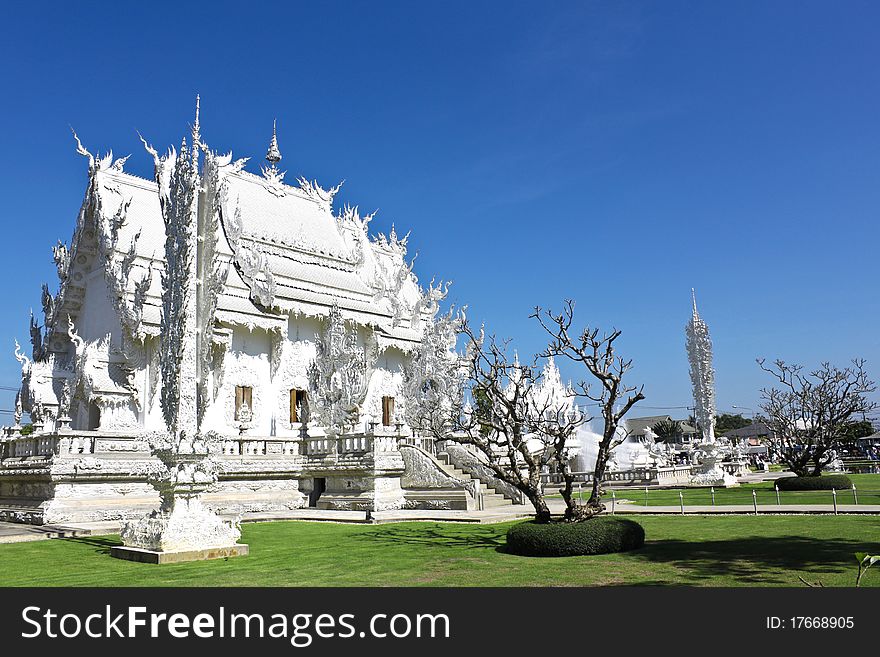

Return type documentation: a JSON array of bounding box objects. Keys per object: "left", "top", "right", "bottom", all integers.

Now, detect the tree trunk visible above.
[
  {"left": 783, "top": 447, "right": 810, "bottom": 477},
  {"left": 583, "top": 439, "right": 610, "bottom": 517},
  {"left": 559, "top": 475, "right": 575, "bottom": 521},
  {"left": 525, "top": 489, "right": 552, "bottom": 523},
  {"left": 557, "top": 457, "right": 589, "bottom": 521}
]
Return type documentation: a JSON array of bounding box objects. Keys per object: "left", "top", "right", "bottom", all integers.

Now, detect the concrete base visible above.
[{"left": 110, "top": 543, "right": 249, "bottom": 564}]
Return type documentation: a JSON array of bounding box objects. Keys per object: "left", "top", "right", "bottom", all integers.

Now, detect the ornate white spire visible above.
[
  {"left": 261, "top": 119, "right": 286, "bottom": 194},
  {"left": 192, "top": 94, "right": 201, "bottom": 148},
  {"left": 686, "top": 288, "right": 716, "bottom": 442},
  {"left": 266, "top": 119, "right": 282, "bottom": 163}
]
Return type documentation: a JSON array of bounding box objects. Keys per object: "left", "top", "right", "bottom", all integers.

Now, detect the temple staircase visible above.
[{"left": 434, "top": 452, "right": 517, "bottom": 509}]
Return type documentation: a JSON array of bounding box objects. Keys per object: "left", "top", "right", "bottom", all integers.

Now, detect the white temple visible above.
[{"left": 0, "top": 102, "right": 522, "bottom": 523}]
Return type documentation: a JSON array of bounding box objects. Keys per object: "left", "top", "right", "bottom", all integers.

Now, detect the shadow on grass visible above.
[
  {"left": 354, "top": 524, "right": 507, "bottom": 550},
  {"left": 64, "top": 535, "right": 121, "bottom": 555},
  {"left": 629, "top": 536, "right": 877, "bottom": 585},
  {"left": 356, "top": 524, "right": 876, "bottom": 585}
]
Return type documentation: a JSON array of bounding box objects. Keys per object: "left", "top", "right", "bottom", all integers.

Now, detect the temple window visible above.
[
  {"left": 382, "top": 396, "right": 395, "bottom": 426},
  {"left": 290, "top": 389, "right": 307, "bottom": 423},
  {"left": 234, "top": 386, "right": 252, "bottom": 420},
  {"left": 88, "top": 401, "right": 101, "bottom": 430}
]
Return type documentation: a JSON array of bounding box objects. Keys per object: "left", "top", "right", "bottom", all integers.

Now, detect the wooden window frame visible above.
[
  {"left": 382, "top": 396, "right": 395, "bottom": 426},
  {"left": 234, "top": 385, "right": 253, "bottom": 420},
  {"left": 290, "top": 388, "right": 307, "bottom": 424}
]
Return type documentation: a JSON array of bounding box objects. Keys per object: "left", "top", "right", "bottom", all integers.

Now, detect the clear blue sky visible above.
[{"left": 1, "top": 1, "right": 878, "bottom": 422}]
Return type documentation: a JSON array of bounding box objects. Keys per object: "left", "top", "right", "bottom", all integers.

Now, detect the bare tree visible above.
[
  {"left": 406, "top": 314, "right": 586, "bottom": 523},
  {"left": 527, "top": 399, "right": 588, "bottom": 521},
  {"left": 533, "top": 301, "right": 645, "bottom": 519},
  {"left": 758, "top": 358, "right": 877, "bottom": 477}
]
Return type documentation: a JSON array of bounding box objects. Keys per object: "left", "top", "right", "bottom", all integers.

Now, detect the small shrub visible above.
[
  {"left": 776, "top": 475, "right": 853, "bottom": 491},
  {"left": 506, "top": 517, "right": 645, "bottom": 557}
]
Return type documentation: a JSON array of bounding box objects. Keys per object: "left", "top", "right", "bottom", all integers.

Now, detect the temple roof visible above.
[
  {"left": 77, "top": 153, "right": 430, "bottom": 342},
  {"left": 223, "top": 170, "right": 350, "bottom": 259}
]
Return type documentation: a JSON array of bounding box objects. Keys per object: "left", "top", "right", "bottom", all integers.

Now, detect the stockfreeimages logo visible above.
[{"left": 21, "top": 606, "right": 451, "bottom": 646}]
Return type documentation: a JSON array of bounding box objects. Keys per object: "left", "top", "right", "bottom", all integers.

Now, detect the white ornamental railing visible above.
[
  {"left": 400, "top": 436, "right": 437, "bottom": 455},
  {"left": 1, "top": 427, "right": 410, "bottom": 461}
]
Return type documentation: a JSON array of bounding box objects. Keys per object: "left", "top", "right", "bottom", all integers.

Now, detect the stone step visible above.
[
  {"left": 481, "top": 495, "right": 513, "bottom": 508},
  {"left": 437, "top": 462, "right": 521, "bottom": 504},
  {"left": 439, "top": 463, "right": 471, "bottom": 480}
]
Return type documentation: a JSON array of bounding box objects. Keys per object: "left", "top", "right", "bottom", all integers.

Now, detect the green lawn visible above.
[
  {"left": 565, "top": 473, "right": 880, "bottom": 507},
  {"left": 1, "top": 515, "right": 879, "bottom": 587}
]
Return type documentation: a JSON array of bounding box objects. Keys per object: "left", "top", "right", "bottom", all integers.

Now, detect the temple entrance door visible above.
[{"left": 309, "top": 477, "right": 326, "bottom": 507}]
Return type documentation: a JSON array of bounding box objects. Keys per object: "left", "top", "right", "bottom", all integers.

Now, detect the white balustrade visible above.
[{"left": 339, "top": 435, "right": 370, "bottom": 453}]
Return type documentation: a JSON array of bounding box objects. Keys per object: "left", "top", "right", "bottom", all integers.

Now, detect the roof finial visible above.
[
  {"left": 266, "top": 119, "right": 282, "bottom": 164},
  {"left": 192, "top": 94, "right": 201, "bottom": 148},
  {"left": 691, "top": 288, "right": 698, "bottom": 316}
]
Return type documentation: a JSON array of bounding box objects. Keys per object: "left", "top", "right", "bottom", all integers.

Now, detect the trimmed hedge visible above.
[
  {"left": 776, "top": 474, "right": 853, "bottom": 491},
  {"left": 506, "top": 517, "right": 645, "bottom": 557}
]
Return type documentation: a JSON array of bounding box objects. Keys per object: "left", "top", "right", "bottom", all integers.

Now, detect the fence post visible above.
[
  {"left": 578, "top": 482, "right": 582, "bottom": 502},
  {"left": 832, "top": 488, "right": 838, "bottom": 515},
  {"left": 611, "top": 490, "right": 616, "bottom": 515},
  {"left": 775, "top": 484, "right": 780, "bottom": 506},
  {"left": 710, "top": 487, "right": 715, "bottom": 507},
  {"left": 679, "top": 490, "right": 685, "bottom": 515},
  {"left": 645, "top": 485, "right": 649, "bottom": 508},
  {"left": 752, "top": 489, "right": 758, "bottom": 515},
  {"left": 852, "top": 484, "right": 858, "bottom": 505}
]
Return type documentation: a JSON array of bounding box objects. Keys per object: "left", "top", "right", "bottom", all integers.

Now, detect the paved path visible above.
[
  {"left": 0, "top": 506, "right": 536, "bottom": 543},
  {"left": 2, "top": 498, "right": 877, "bottom": 544},
  {"left": 0, "top": 522, "right": 94, "bottom": 544},
  {"left": 229, "top": 508, "right": 534, "bottom": 525},
  {"left": 732, "top": 471, "right": 795, "bottom": 484},
  {"left": 592, "top": 503, "right": 880, "bottom": 515}
]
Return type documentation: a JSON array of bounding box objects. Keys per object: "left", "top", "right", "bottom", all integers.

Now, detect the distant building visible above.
[
  {"left": 859, "top": 431, "right": 880, "bottom": 448},
  {"left": 722, "top": 422, "right": 772, "bottom": 455}
]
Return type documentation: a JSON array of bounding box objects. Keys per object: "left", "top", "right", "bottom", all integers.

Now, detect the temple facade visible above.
[{"left": 0, "top": 105, "right": 520, "bottom": 523}]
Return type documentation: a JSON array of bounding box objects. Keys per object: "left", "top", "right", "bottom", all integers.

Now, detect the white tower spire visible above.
[
  {"left": 266, "top": 118, "right": 282, "bottom": 163},
  {"left": 686, "top": 289, "right": 716, "bottom": 442},
  {"left": 192, "top": 94, "right": 201, "bottom": 148},
  {"left": 261, "top": 118, "right": 286, "bottom": 191}
]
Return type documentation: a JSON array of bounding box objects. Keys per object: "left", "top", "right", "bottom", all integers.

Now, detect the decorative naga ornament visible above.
[
  {"left": 115, "top": 98, "right": 247, "bottom": 563},
  {"left": 686, "top": 289, "right": 716, "bottom": 443}
]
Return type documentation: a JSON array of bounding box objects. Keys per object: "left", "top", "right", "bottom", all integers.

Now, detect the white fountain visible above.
[{"left": 572, "top": 423, "right": 651, "bottom": 473}]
